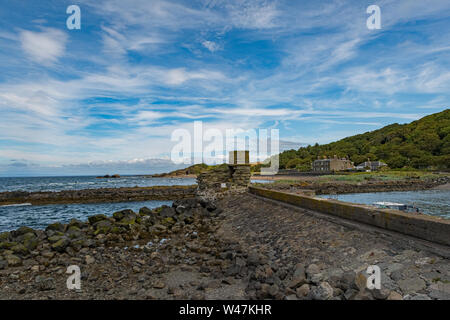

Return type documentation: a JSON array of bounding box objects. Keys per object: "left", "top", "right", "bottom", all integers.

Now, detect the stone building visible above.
[
  {"left": 312, "top": 156, "right": 354, "bottom": 172},
  {"left": 196, "top": 151, "right": 251, "bottom": 200},
  {"left": 356, "top": 160, "right": 387, "bottom": 171}
]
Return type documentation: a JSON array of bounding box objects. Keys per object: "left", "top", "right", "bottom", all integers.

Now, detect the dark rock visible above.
[
  {"left": 159, "top": 207, "right": 176, "bottom": 218},
  {"left": 45, "top": 222, "right": 65, "bottom": 233},
  {"left": 35, "top": 276, "right": 56, "bottom": 291},
  {"left": 11, "top": 226, "right": 35, "bottom": 238},
  {"left": 88, "top": 214, "right": 107, "bottom": 225},
  {"left": 51, "top": 238, "right": 70, "bottom": 252}
]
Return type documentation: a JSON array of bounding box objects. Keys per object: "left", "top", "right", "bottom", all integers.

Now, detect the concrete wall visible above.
[{"left": 249, "top": 186, "right": 450, "bottom": 247}]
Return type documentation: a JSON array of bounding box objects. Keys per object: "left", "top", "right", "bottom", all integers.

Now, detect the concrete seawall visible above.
[{"left": 249, "top": 186, "right": 450, "bottom": 247}]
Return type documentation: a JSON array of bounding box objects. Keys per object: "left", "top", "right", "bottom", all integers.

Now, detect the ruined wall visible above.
[{"left": 196, "top": 164, "right": 251, "bottom": 200}]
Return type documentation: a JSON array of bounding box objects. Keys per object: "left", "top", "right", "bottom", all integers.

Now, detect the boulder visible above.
[
  {"left": 5, "top": 254, "right": 22, "bottom": 267},
  {"left": 88, "top": 214, "right": 107, "bottom": 225},
  {"left": 22, "top": 232, "right": 38, "bottom": 250},
  {"left": 11, "top": 226, "right": 34, "bottom": 238},
  {"left": 11, "top": 244, "right": 29, "bottom": 256},
  {"left": 159, "top": 207, "right": 176, "bottom": 218},
  {"left": 0, "top": 231, "right": 10, "bottom": 241},
  {"left": 45, "top": 222, "right": 65, "bottom": 233},
  {"left": 51, "top": 238, "right": 70, "bottom": 252}
]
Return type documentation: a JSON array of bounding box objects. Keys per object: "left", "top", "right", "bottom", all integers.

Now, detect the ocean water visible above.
[
  {"left": 0, "top": 200, "right": 172, "bottom": 232},
  {"left": 318, "top": 190, "right": 450, "bottom": 219},
  {"left": 0, "top": 175, "right": 197, "bottom": 192},
  {"left": 0, "top": 175, "right": 193, "bottom": 232}
]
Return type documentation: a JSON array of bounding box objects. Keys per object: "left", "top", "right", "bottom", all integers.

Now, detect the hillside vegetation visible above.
[{"left": 275, "top": 109, "right": 450, "bottom": 171}]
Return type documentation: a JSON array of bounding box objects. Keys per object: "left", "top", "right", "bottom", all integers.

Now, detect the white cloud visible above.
[
  {"left": 202, "top": 40, "right": 221, "bottom": 52},
  {"left": 19, "top": 28, "right": 67, "bottom": 65}
]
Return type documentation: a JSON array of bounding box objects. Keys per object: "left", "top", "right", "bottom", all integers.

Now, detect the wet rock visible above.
[
  {"left": 11, "top": 226, "right": 35, "bottom": 238},
  {"left": 46, "top": 222, "right": 65, "bottom": 233},
  {"left": 22, "top": 232, "right": 38, "bottom": 251},
  {"left": 88, "top": 214, "right": 107, "bottom": 225},
  {"left": 51, "top": 238, "right": 70, "bottom": 253}
]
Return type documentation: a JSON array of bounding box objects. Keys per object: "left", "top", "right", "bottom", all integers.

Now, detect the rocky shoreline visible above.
[
  {"left": 0, "top": 193, "right": 448, "bottom": 300},
  {"left": 0, "top": 185, "right": 197, "bottom": 206},
  {"left": 255, "top": 177, "right": 450, "bottom": 195}
]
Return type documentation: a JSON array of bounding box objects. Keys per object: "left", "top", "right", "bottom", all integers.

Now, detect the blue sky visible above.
[{"left": 0, "top": 0, "right": 449, "bottom": 176}]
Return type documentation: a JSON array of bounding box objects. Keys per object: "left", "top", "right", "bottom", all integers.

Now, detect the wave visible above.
[{"left": 0, "top": 203, "right": 32, "bottom": 207}]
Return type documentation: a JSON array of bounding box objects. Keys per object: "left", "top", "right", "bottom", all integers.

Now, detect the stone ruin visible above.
[{"left": 196, "top": 163, "right": 251, "bottom": 201}]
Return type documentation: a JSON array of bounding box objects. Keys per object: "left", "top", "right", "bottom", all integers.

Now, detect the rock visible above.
[
  {"left": 403, "top": 293, "right": 432, "bottom": 300},
  {"left": 68, "top": 218, "right": 85, "bottom": 229},
  {"left": 46, "top": 222, "right": 65, "bottom": 233},
  {"left": 88, "top": 214, "right": 107, "bottom": 225},
  {"left": 371, "top": 288, "right": 391, "bottom": 300},
  {"left": 11, "top": 244, "right": 29, "bottom": 256},
  {"left": 114, "top": 209, "right": 137, "bottom": 224},
  {"left": 309, "top": 282, "right": 334, "bottom": 300},
  {"left": 354, "top": 271, "right": 368, "bottom": 291},
  {"left": 94, "top": 220, "right": 113, "bottom": 234},
  {"left": 0, "top": 259, "right": 7, "bottom": 269},
  {"left": 353, "top": 289, "right": 374, "bottom": 300},
  {"left": 159, "top": 207, "right": 176, "bottom": 218},
  {"left": 0, "top": 231, "right": 10, "bottom": 241},
  {"left": 428, "top": 282, "right": 450, "bottom": 300},
  {"left": 35, "top": 276, "right": 56, "bottom": 291},
  {"left": 22, "top": 232, "right": 38, "bottom": 250},
  {"left": 296, "top": 284, "right": 310, "bottom": 298},
  {"left": 51, "top": 238, "right": 70, "bottom": 253},
  {"left": 139, "top": 207, "right": 153, "bottom": 216},
  {"left": 153, "top": 280, "right": 166, "bottom": 289},
  {"left": 11, "top": 226, "right": 35, "bottom": 238},
  {"left": 0, "top": 241, "right": 18, "bottom": 250},
  {"left": 6, "top": 254, "right": 22, "bottom": 267},
  {"left": 288, "top": 265, "right": 307, "bottom": 289},
  {"left": 85, "top": 255, "right": 95, "bottom": 264},
  {"left": 306, "top": 264, "right": 321, "bottom": 283},
  {"left": 387, "top": 291, "right": 403, "bottom": 300},
  {"left": 398, "top": 278, "right": 426, "bottom": 294}
]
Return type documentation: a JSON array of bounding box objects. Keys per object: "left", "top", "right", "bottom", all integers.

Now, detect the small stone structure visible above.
[{"left": 196, "top": 153, "right": 251, "bottom": 200}]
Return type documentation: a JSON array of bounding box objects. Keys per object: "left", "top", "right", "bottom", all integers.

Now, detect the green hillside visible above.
[{"left": 276, "top": 109, "right": 450, "bottom": 171}]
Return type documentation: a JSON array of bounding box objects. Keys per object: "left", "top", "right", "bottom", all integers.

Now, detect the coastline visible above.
[{"left": 1, "top": 194, "right": 448, "bottom": 300}]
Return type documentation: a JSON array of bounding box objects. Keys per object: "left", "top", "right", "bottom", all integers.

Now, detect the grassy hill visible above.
[{"left": 275, "top": 109, "right": 450, "bottom": 171}]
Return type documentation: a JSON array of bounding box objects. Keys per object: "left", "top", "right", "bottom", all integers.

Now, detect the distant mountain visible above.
[{"left": 276, "top": 109, "right": 450, "bottom": 170}]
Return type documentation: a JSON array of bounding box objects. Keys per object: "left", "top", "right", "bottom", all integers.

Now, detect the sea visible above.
[
  {"left": 0, "top": 175, "right": 196, "bottom": 232},
  {"left": 318, "top": 189, "right": 450, "bottom": 219}
]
